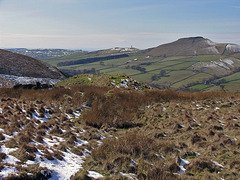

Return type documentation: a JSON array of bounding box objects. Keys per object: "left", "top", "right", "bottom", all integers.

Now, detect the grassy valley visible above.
[{"left": 42, "top": 37, "right": 240, "bottom": 92}]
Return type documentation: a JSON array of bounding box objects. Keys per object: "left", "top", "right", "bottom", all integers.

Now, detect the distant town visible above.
[{"left": 5, "top": 48, "right": 83, "bottom": 60}]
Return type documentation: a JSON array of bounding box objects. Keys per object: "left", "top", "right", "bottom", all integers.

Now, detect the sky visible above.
[{"left": 0, "top": 0, "right": 240, "bottom": 50}]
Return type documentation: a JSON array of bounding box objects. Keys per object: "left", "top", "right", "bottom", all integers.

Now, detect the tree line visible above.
[{"left": 57, "top": 54, "right": 129, "bottom": 66}]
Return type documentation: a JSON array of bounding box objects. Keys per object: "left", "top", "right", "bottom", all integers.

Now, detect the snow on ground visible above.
[
  {"left": 0, "top": 74, "right": 60, "bottom": 85},
  {"left": 0, "top": 167, "right": 18, "bottom": 178},
  {"left": 212, "top": 161, "right": 224, "bottom": 168},
  {"left": 195, "top": 152, "right": 200, "bottom": 156},
  {"left": 179, "top": 158, "right": 190, "bottom": 174},
  {"left": 26, "top": 150, "right": 85, "bottom": 180},
  {"left": 213, "top": 61, "right": 230, "bottom": 70},
  {"left": 120, "top": 172, "right": 137, "bottom": 180},
  {"left": 0, "top": 100, "right": 92, "bottom": 179},
  {"left": 3, "top": 155, "right": 20, "bottom": 165},
  {"left": 32, "top": 111, "right": 50, "bottom": 122},
  {"left": 226, "top": 44, "right": 240, "bottom": 52},
  {"left": 120, "top": 79, "right": 129, "bottom": 88},
  {"left": 203, "top": 46, "right": 219, "bottom": 54},
  {"left": 222, "top": 59, "right": 234, "bottom": 66},
  {"left": 25, "top": 134, "right": 88, "bottom": 180},
  {"left": 215, "top": 107, "right": 220, "bottom": 110},
  {"left": 88, "top": 171, "right": 104, "bottom": 179}
]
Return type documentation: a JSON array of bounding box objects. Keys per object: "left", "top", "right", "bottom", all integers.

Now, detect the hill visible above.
[
  {"left": 0, "top": 49, "right": 66, "bottom": 84},
  {"left": 144, "top": 36, "right": 227, "bottom": 57},
  {"left": 42, "top": 37, "right": 240, "bottom": 92},
  {"left": 0, "top": 86, "right": 239, "bottom": 179},
  {"left": 56, "top": 74, "right": 151, "bottom": 90}
]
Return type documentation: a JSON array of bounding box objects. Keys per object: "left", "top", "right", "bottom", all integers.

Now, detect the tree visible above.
[
  {"left": 159, "top": 70, "right": 166, "bottom": 77},
  {"left": 151, "top": 75, "right": 160, "bottom": 81}
]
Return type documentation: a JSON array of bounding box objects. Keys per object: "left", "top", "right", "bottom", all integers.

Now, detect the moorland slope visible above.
[
  {"left": 0, "top": 85, "right": 239, "bottom": 179},
  {"left": 0, "top": 49, "right": 65, "bottom": 79}
]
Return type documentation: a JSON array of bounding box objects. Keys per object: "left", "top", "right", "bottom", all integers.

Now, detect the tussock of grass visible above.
[
  {"left": 0, "top": 152, "right": 6, "bottom": 162},
  {"left": 49, "top": 125, "right": 63, "bottom": 135},
  {"left": 5, "top": 164, "right": 51, "bottom": 180},
  {"left": 92, "top": 132, "right": 158, "bottom": 160},
  {"left": 0, "top": 133, "right": 5, "bottom": 141},
  {"left": 89, "top": 132, "right": 178, "bottom": 179},
  {"left": 5, "top": 138, "right": 18, "bottom": 148},
  {"left": 35, "top": 135, "right": 44, "bottom": 143}
]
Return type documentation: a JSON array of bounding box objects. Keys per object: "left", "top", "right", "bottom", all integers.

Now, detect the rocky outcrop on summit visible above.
[
  {"left": 0, "top": 49, "right": 65, "bottom": 79},
  {"left": 145, "top": 37, "right": 236, "bottom": 57}
]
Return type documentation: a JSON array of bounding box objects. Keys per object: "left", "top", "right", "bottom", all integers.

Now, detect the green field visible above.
[{"left": 42, "top": 49, "right": 240, "bottom": 91}]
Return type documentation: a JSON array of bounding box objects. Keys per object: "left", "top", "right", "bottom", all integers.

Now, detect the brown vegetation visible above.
[{"left": 0, "top": 85, "right": 239, "bottom": 179}]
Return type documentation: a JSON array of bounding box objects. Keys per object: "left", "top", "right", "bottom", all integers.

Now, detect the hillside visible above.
[
  {"left": 0, "top": 86, "right": 239, "bottom": 179},
  {"left": 144, "top": 36, "right": 227, "bottom": 57},
  {"left": 0, "top": 49, "right": 66, "bottom": 84},
  {"left": 56, "top": 74, "right": 151, "bottom": 90},
  {"left": 42, "top": 37, "right": 240, "bottom": 92}
]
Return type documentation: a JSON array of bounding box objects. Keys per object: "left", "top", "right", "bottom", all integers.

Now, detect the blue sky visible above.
[{"left": 0, "top": 0, "right": 239, "bottom": 49}]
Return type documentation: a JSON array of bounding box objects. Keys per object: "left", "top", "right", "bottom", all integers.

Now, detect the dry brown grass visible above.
[
  {"left": 0, "top": 152, "right": 6, "bottom": 162},
  {"left": 0, "top": 133, "right": 5, "bottom": 141},
  {"left": 10, "top": 147, "right": 36, "bottom": 162},
  {"left": 5, "top": 164, "right": 51, "bottom": 180},
  {"left": 49, "top": 125, "right": 63, "bottom": 135},
  {"left": 186, "top": 157, "right": 222, "bottom": 173},
  {"left": 89, "top": 132, "right": 179, "bottom": 179},
  {"left": 92, "top": 132, "right": 158, "bottom": 161},
  {"left": 43, "top": 149, "right": 54, "bottom": 161},
  {"left": 35, "top": 135, "right": 44, "bottom": 143},
  {"left": 5, "top": 138, "right": 18, "bottom": 148},
  {"left": 83, "top": 89, "right": 148, "bottom": 128},
  {"left": 0, "top": 85, "right": 240, "bottom": 179}
]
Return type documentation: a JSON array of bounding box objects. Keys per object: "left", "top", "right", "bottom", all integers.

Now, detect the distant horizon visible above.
[
  {"left": 0, "top": 0, "right": 239, "bottom": 49},
  {"left": 2, "top": 35, "right": 240, "bottom": 51}
]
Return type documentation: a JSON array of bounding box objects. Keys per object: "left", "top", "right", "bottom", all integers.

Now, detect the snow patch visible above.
[
  {"left": 226, "top": 44, "right": 240, "bottom": 52},
  {"left": 88, "top": 171, "right": 104, "bottom": 179},
  {"left": 212, "top": 161, "right": 224, "bottom": 168},
  {"left": 203, "top": 46, "right": 219, "bottom": 54},
  {"left": 0, "top": 167, "right": 18, "bottom": 178},
  {"left": 26, "top": 150, "right": 85, "bottom": 180},
  {"left": 120, "top": 172, "right": 136, "bottom": 180},
  {"left": 222, "top": 59, "right": 234, "bottom": 66},
  {"left": 3, "top": 155, "right": 21, "bottom": 165},
  {"left": 179, "top": 158, "right": 190, "bottom": 174},
  {"left": 195, "top": 152, "right": 200, "bottom": 156},
  {"left": 32, "top": 111, "right": 50, "bottom": 122},
  {"left": 215, "top": 107, "right": 220, "bottom": 110},
  {"left": 0, "top": 74, "right": 61, "bottom": 85},
  {"left": 0, "top": 145, "right": 18, "bottom": 155}
]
